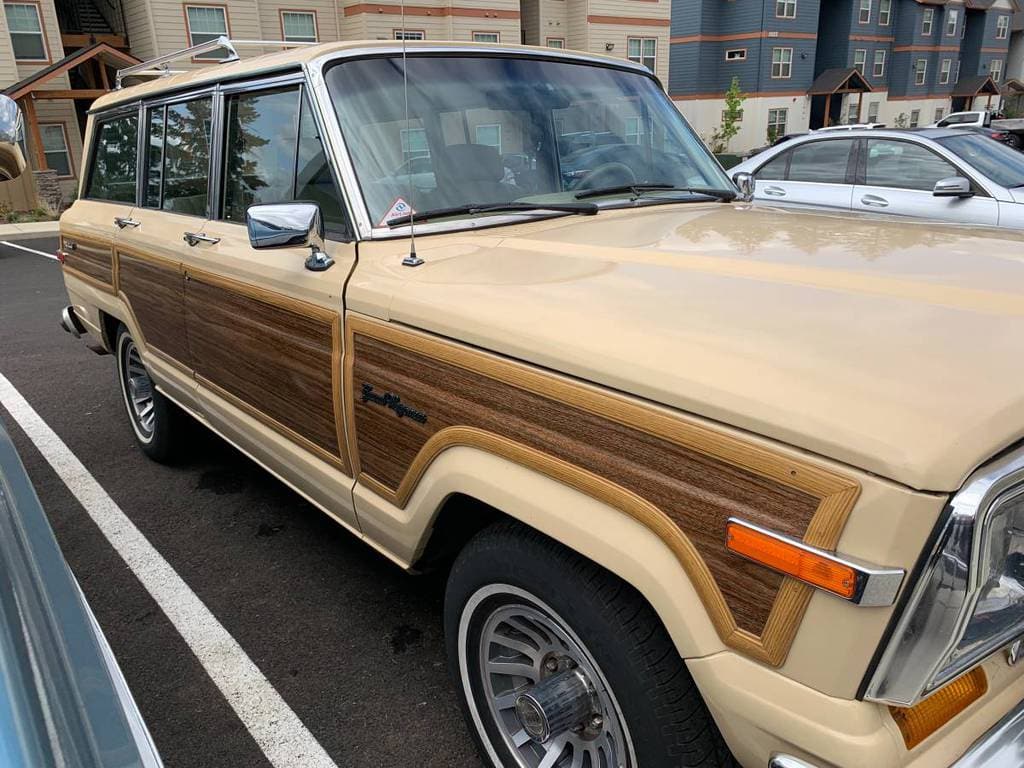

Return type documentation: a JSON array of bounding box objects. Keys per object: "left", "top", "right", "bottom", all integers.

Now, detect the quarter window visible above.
[
  {"left": 472, "top": 32, "right": 499, "bottom": 43},
  {"left": 281, "top": 11, "right": 317, "bottom": 43},
  {"left": 854, "top": 49, "right": 866, "bottom": 74},
  {"left": 185, "top": 5, "right": 229, "bottom": 60},
  {"left": 865, "top": 139, "right": 958, "bottom": 191},
  {"left": 939, "top": 58, "right": 951, "bottom": 84},
  {"left": 771, "top": 47, "right": 793, "bottom": 78},
  {"left": 873, "top": 49, "right": 886, "bottom": 77},
  {"left": 859, "top": 0, "right": 871, "bottom": 24},
  {"left": 997, "top": 15, "right": 1009, "bottom": 39},
  {"left": 945, "top": 8, "right": 957, "bottom": 36},
  {"left": 627, "top": 37, "right": 657, "bottom": 71},
  {"left": 159, "top": 97, "right": 212, "bottom": 215},
  {"left": 39, "top": 123, "right": 71, "bottom": 177},
  {"left": 915, "top": 58, "right": 927, "bottom": 85},
  {"left": 394, "top": 30, "right": 424, "bottom": 40},
  {"left": 990, "top": 59, "right": 1003, "bottom": 83},
  {"left": 775, "top": 0, "right": 796, "bottom": 19},
  {"left": 879, "top": 0, "right": 891, "bottom": 26},
  {"left": 922, "top": 7, "right": 933, "bottom": 35},
  {"left": 86, "top": 115, "right": 138, "bottom": 202},
  {"left": 767, "top": 107, "right": 787, "bottom": 140},
  {"left": 4, "top": 2, "right": 45, "bottom": 60}
]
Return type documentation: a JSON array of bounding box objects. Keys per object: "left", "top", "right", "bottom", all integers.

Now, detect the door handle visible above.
[
  {"left": 763, "top": 186, "right": 786, "bottom": 196},
  {"left": 183, "top": 232, "right": 221, "bottom": 246},
  {"left": 114, "top": 216, "right": 140, "bottom": 228},
  {"left": 860, "top": 195, "right": 889, "bottom": 208}
]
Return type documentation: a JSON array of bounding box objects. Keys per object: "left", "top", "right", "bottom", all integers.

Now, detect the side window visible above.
[
  {"left": 755, "top": 151, "right": 789, "bottom": 180},
  {"left": 220, "top": 86, "right": 350, "bottom": 234},
  {"left": 144, "top": 105, "right": 164, "bottom": 208},
  {"left": 865, "top": 139, "right": 958, "bottom": 191},
  {"left": 786, "top": 140, "right": 853, "bottom": 183},
  {"left": 162, "top": 97, "right": 212, "bottom": 215},
  {"left": 85, "top": 114, "right": 139, "bottom": 203}
]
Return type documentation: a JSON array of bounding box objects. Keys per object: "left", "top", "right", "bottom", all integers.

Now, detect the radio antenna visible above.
[{"left": 399, "top": 0, "right": 423, "bottom": 267}]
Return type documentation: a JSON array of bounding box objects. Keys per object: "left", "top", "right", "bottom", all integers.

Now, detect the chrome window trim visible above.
[
  {"left": 726, "top": 517, "right": 905, "bottom": 607},
  {"left": 865, "top": 445, "right": 1024, "bottom": 706}
]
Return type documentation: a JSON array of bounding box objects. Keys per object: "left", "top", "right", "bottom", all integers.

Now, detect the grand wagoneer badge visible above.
[{"left": 360, "top": 384, "right": 428, "bottom": 424}]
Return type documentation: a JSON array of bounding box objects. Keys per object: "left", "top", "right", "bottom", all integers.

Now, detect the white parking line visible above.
[
  {"left": 0, "top": 241, "right": 58, "bottom": 260},
  {"left": 0, "top": 372, "right": 339, "bottom": 768}
]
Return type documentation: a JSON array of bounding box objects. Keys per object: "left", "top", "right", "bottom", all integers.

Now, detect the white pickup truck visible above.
[{"left": 930, "top": 109, "right": 1024, "bottom": 148}]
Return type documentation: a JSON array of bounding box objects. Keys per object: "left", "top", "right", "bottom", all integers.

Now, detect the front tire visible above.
[
  {"left": 115, "top": 324, "right": 185, "bottom": 462},
  {"left": 445, "top": 521, "right": 737, "bottom": 768}
]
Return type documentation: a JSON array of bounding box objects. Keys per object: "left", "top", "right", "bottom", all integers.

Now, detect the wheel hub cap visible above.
[{"left": 514, "top": 667, "right": 598, "bottom": 743}]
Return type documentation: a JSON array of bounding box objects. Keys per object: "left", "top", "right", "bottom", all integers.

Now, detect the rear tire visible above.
[
  {"left": 115, "top": 324, "right": 185, "bottom": 462},
  {"left": 445, "top": 520, "right": 738, "bottom": 768},
  {"left": 1007, "top": 133, "right": 1023, "bottom": 150}
]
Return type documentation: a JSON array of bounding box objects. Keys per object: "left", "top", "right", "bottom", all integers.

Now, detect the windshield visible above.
[
  {"left": 325, "top": 55, "right": 732, "bottom": 227},
  {"left": 935, "top": 132, "right": 1024, "bottom": 188}
]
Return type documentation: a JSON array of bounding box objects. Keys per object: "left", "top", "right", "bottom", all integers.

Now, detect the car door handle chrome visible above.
[
  {"left": 763, "top": 186, "right": 786, "bottom": 196},
  {"left": 860, "top": 195, "right": 889, "bottom": 208},
  {"left": 183, "top": 232, "right": 220, "bottom": 246},
  {"left": 114, "top": 216, "right": 140, "bottom": 228}
]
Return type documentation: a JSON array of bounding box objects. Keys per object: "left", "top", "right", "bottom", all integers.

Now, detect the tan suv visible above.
[{"left": 55, "top": 38, "right": 1024, "bottom": 768}]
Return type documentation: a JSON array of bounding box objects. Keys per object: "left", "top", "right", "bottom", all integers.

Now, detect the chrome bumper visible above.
[{"left": 952, "top": 697, "right": 1024, "bottom": 767}]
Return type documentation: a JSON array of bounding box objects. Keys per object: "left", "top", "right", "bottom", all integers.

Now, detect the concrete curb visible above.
[{"left": 0, "top": 221, "right": 60, "bottom": 240}]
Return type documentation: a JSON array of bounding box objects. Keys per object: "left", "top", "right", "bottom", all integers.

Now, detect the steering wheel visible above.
[{"left": 575, "top": 162, "right": 637, "bottom": 190}]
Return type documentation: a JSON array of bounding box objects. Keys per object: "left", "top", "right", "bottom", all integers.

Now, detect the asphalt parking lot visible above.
[{"left": 0, "top": 235, "right": 484, "bottom": 767}]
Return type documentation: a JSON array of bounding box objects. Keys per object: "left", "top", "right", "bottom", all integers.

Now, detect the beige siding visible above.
[
  {"left": 449, "top": 17, "right": 520, "bottom": 43},
  {"left": 565, "top": 0, "right": 588, "bottom": 52},
  {"left": 521, "top": 0, "right": 540, "bottom": 45},
  {"left": 538, "top": 0, "right": 568, "bottom": 47},
  {"left": 14, "top": 0, "right": 64, "bottom": 80},
  {"left": 31, "top": 98, "right": 82, "bottom": 198},
  {"left": 260, "top": 2, "right": 341, "bottom": 43},
  {"left": 122, "top": 0, "right": 158, "bottom": 59},
  {"left": 0, "top": 4, "right": 20, "bottom": 87}
]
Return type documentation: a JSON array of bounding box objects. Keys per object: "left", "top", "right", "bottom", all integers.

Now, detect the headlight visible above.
[{"left": 864, "top": 447, "right": 1024, "bottom": 707}]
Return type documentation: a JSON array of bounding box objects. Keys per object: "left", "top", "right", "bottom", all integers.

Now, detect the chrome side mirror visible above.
[
  {"left": 0, "top": 95, "right": 26, "bottom": 181},
  {"left": 732, "top": 171, "right": 754, "bottom": 202},
  {"left": 245, "top": 201, "right": 333, "bottom": 271},
  {"left": 933, "top": 177, "right": 974, "bottom": 199}
]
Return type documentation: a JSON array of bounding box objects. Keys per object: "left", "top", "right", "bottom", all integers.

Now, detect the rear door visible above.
[
  {"left": 852, "top": 138, "right": 1000, "bottom": 224},
  {"left": 751, "top": 138, "right": 856, "bottom": 211}
]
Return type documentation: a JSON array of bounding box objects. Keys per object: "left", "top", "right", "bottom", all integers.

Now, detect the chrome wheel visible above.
[
  {"left": 462, "top": 585, "right": 634, "bottom": 768},
  {"left": 119, "top": 336, "right": 155, "bottom": 442}
]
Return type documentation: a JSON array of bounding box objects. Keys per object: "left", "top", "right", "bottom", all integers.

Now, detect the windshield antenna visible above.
[{"left": 399, "top": 0, "right": 423, "bottom": 267}]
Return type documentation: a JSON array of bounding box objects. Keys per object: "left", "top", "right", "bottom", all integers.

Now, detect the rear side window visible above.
[
  {"left": 142, "top": 97, "right": 212, "bottom": 216},
  {"left": 220, "top": 86, "right": 349, "bottom": 234},
  {"left": 86, "top": 114, "right": 138, "bottom": 203},
  {"left": 865, "top": 139, "right": 958, "bottom": 191}
]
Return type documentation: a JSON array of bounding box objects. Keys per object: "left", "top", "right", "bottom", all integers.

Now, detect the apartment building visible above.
[{"left": 671, "top": 0, "right": 1016, "bottom": 151}]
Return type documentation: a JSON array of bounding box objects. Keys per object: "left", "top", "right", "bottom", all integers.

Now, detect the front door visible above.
[{"left": 178, "top": 81, "right": 358, "bottom": 503}]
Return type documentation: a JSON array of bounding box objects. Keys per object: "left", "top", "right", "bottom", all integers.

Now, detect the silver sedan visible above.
[{"left": 729, "top": 128, "right": 1024, "bottom": 228}]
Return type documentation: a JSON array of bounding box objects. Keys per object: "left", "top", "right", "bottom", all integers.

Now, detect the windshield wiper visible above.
[
  {"left": 574, "top": 183, "right": 736, "bottom": 202},
  {"left": 386, "top": 201, "right": 598, "bottom": 228}
]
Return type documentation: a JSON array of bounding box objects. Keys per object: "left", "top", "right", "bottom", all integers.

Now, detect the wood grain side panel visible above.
[
  {"left": 346, "top": 317, "right": 861, "bottom": 664},
  {"left": 62, "top": 235, "right": 114, "bottom": 290},
  {"left": 117, "top": 250, "right": 191, "bottom": 365},
  {"left": 185, "top": 274, "right": 343, "bottom": 465}
]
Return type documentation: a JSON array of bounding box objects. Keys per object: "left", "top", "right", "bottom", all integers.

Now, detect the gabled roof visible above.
[
  {"left": 1001, "top": 78, "right": 1024, "bottom": 94},
  {"left": 952, "top": 74, "right": 1000, "bottom": 97},
  {"left": 808, "top": 67, "right": 873, "bottom": 95},
  {"left": 4, "top": 43, "right": 140, "bottom": 101},
  {"left": 964, "top": 0, "right": 997, "bottom": 9}
]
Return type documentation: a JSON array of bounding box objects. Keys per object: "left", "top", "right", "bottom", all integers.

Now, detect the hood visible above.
[{"left": 352, "top": 203, "right": 1024, "bottom": 491}]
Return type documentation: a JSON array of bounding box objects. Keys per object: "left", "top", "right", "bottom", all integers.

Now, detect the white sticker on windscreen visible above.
[{"left": 380, "top": 197, "right": 416, "bottom": 227}]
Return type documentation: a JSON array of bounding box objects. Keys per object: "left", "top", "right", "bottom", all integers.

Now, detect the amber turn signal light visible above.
[
  {"left": 725, "top": 520, "right": 857, "bottom": 599},
  {"left": 890, "top": 668, "right": 987, "bottom": 750}
]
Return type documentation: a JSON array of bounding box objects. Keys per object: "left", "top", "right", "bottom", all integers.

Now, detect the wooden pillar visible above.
[
  {"left": 20, "top": 96, "right": 47, "bottom": 171},
  {"left": 857, "top": 91, "right": 863, "bottom": 122},
  {"left": 824, "top": 93, "right": 832, "bottom": 127},
  {"left": 98, "top": 61, "right": 110, "bottom": 91}
]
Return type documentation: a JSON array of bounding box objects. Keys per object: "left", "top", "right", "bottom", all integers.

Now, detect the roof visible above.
[
  {"left": 1003, "top": 78, "right": 1024, "bottom": 94},
  {"left": 808, "top": 67, "right": 873, "bottom": 95},
  {"left": 952, "top": 74, "right": 1000, "bottom": 97},
  {"left": 92, "top": 40, "right": 641, "bottom": 112},
  {"left": 4, "top": 42, "right": 140, "bottom": 101}
]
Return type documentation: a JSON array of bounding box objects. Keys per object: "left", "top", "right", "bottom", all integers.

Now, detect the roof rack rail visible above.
[{"left": 114, "top": 37, "right": 318, "bottom": 89}]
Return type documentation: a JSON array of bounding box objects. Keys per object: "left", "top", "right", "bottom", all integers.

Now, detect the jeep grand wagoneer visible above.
[{"left": 55, "top": 38, "right": 1024, "bottom": 768}]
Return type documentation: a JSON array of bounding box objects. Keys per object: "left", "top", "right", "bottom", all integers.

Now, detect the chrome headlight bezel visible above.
[{"left": 864, "top": 446, "right": 1024, "bottom": 707}]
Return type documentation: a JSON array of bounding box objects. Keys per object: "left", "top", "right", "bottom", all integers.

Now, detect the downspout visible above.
[{"left": 757, "top": 0, "right": 767, "bottom": 94}]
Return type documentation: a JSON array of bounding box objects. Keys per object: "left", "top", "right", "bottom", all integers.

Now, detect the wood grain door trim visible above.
[
  {"left": 186, "top": 266, "right": 351, "bottom": 476},
  {"left": 345, "top": 314, "right": 862, "bottom": 666},
  {"left": 115, "top": 245, "right": 191, "bottom": 367},
  {"left": 61, "top": 233, "right": 116, "bottom": 294}
]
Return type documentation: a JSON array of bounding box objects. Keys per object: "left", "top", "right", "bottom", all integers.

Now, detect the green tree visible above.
[
  {"left": 893, "top": 112, "right": 908, "bottom": 128},
  {"left": 709, "top": 77, "right": 745, "bottom": 154}
]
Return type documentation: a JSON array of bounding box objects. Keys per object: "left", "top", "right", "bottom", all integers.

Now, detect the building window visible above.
[
  {"left": 867, "top": 101, "right": 879, "bottom": 122},
  {"left": 914, "top": 58, "right": 927, "bottom": 85},
  {"left": 847, "top": 100, "right": 859, "bottom": 123},
  {"left": 939, "top": 58, "right": 951, "bottom": 84},
  {"left": 771, "top": 46, "right": 793, "bottom": 78},
  {"left": 953, "top": 59, "right": 961, "bottom": 83},
  {"left": 475, "top": 123, "right": 502, "bottom": 153},
  {"left": 997, "top": 15, "right": 1009, "bottom": 39},
  {"left": 185, "top": 5, "right": 230, "bottom": 59},
  {"left": 39, "top": 123, "right": 71, "bottom": 177},
  {"left": 4, "top": 2, "right": 46, "bottom": 61},
  {"left": 879, "top": 0, "right": 891, "bottom": 26},
  {"left": 627, "top": 37, "right": 656, "bottom": 71},
  {"left": 767, "top": 108, "right": 787, "bottom": 140},
  {"left": 921, "top": 7, "right": 933, "bottom": 36},
  {"left": 719, "top": 109, "right": 743, "bottom": 123},
  {"left": 854, "top": 48, "right": 866, "bottom": 74},
  {"left": 873, "top": 49, "right": 886, "bottom": 77},
  {"left": 990, "top": 59, "right": 1003, "bottom": 83},
  {"left": 934, "top": 107, "right": 945, "bottom": 122},
  {"left": 394, "top": 30, "right": 425, "bottom": 40},
  {"left": 546, "top": 37, "right": 564, "bottom": 48},
  {"left": 625, "top": 115, "right": 654, "bottom": 144},
  {"left": 909, "top": 109, "right": 920, "bottom": 128},
  {"left": 281, "top": 10, "right": 317, "bottom": 43},
  {"left": 400, "top": 127, "right": 429, "bottom": 161},
  {"left": 725, "top": 48, "right": 746, "bottom": 61},
  {"left": 472, "top": 32, "right": 500, "bottom": 43},
  {"left": 776, "top": 0, "right": 796, "bottom": 19},
  {"left": 859, "top": 0, "right": 871, "bottom": 24},
  {"left": 945, "top": 8, "right": 957, "bottom": 36}
]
